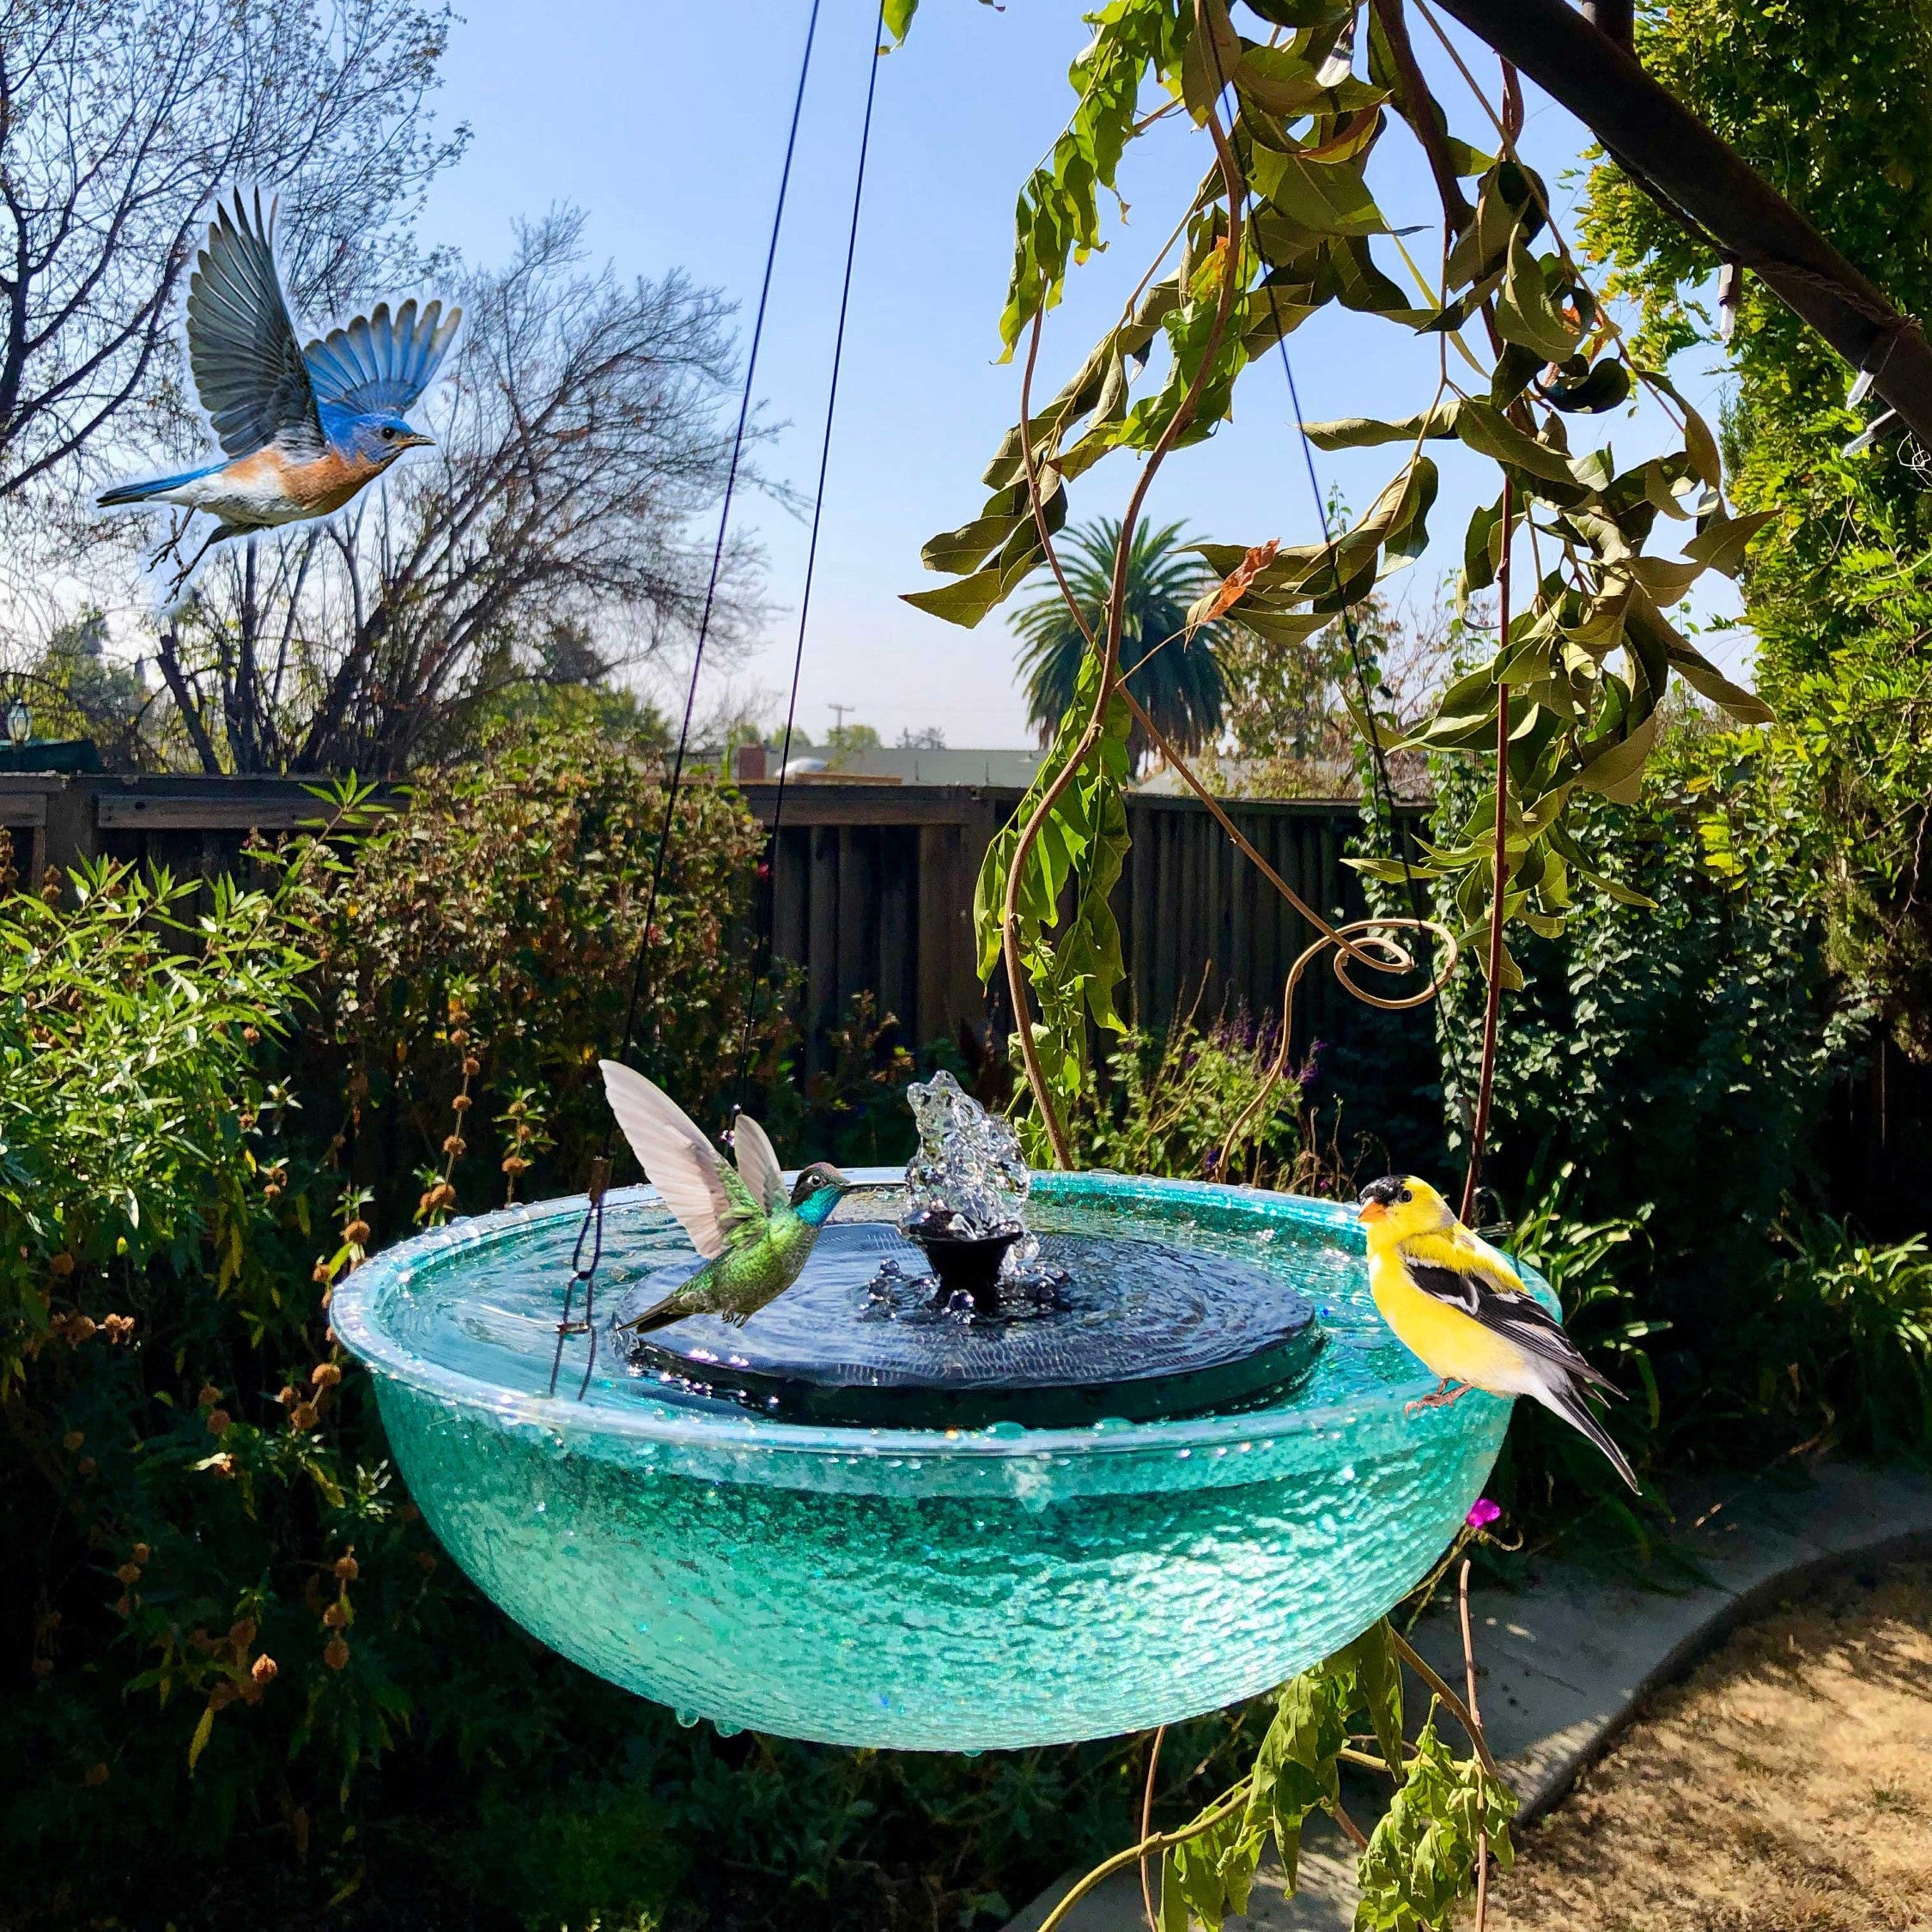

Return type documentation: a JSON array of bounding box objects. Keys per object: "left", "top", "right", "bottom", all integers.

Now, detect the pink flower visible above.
[{"left": 1465, "top": 1498, "right": 1502, "bottom": 1530}]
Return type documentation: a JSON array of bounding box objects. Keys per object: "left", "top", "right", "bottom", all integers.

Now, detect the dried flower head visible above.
[
  {"left": 116, "top": 1562, "right": 142, "bottom": 1585},
  {"left": 62, "top": 1429, "right": 84, "bottom": 1452},
  {"left": 252, "top": 1654, "right": 278, "bottom": 1686},
  {"left": 321, "top": 1600, "right": 349, "bottom": 1630},
  {"left": 323, "top": 1636, "right": 349, "bottom": 1671},
  {"left": 197, "top": 1384, "right": 222, "bottom": 1409},
  {"left": 132, "top": 1543, "right": 150, "bottom": 1565},
  {"left": 289, "top": 1402, "right": 319, "bottom": 1431},
  {"left": 206, "top": 1409, "right": 232, "bottom": 1437},
  {"left": 333, "top": 1554, "right": 359, "bottom": 1582},
  {"left": 84, "top": 1762, "right": 108, "bottom": 1787},
  {"left": 343, "top": 1219, "right": 371, "bottom": 1246},
  {"left": 50, "top": 1251, "right": 75, "bottom": 1277},
  {"left": 311, "top": 1362, "right": 343, "bottom": 1390}
]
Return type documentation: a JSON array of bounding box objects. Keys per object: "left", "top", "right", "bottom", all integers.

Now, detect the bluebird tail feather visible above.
[{"left": 97, "top": 464, "right": 221, "bottom": 507}]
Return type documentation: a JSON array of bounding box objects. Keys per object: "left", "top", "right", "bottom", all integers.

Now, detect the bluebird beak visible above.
[{"left": 396, "top": 430, "right": 435, "bottom": 450}]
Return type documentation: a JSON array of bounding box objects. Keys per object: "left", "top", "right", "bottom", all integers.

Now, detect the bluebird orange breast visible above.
[{"left": 284, "top": 447, "right": 386, "bottom": 514}]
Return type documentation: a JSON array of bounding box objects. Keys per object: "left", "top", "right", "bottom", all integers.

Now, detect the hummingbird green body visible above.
[
  {"left": 622, "top": 1164, "right": 848, "bottom": 1335},
  {"left": 597, "top": 1059, "right": 851, "bottom": 1338}
]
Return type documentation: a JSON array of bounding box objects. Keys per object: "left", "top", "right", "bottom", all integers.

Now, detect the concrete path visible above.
[{"left": 1005, "top": 1459, "right": 1932, "bottom": 1932}]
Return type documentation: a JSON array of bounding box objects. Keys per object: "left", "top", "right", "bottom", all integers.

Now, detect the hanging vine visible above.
[{"left": 894, "top": 0, "right": 1773, "bottom": 1164}]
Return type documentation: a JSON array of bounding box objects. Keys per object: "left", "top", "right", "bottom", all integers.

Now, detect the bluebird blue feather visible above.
[{"left": 99, "top": 189, "right": 460, "bottom": 594}]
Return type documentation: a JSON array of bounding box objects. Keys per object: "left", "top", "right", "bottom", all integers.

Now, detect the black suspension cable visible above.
[
  {"left": 550, "top": 0, "right": 829, "bottom": 1399},
  {"left": 732, "top": 0, "right": 890, "bottom": 1115}
]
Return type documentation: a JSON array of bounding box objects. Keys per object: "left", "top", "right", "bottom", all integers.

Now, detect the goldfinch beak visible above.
[{"left": 1357, "top": 1199, "right": 1386, "bottom": 1223}]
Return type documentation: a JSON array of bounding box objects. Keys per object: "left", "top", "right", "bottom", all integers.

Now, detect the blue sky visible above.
[{"left": 420, "top": 0, "right": 1744, "bottom": 748}]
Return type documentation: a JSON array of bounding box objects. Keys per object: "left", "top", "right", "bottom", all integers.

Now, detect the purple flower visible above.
[{"left": 1465, "top": 1498, "right": 1502, "bottom": 1531}]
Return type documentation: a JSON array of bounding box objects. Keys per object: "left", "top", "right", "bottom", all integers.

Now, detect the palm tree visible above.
[{"left": 1012, "top": 517, "right": 1228, "bottom": 769}]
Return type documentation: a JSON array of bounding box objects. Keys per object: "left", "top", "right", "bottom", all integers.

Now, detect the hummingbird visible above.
[{"left": 599, "top": 1060, "right": 851, "bottom": 1335}]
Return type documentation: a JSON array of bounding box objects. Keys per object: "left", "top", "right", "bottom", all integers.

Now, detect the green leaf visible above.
[
  {"left": 1540, "top": 356, "right": 1631, "bottom": 414},
  {"left": 1334, "top": 1621, "right": 1405, "bottom": 1775},
  {"left": 189, "top": 1702, "right": 215, "bottom": 1773},
  {"left": 1355, "top": 1720, "right": 1516, "bottom": 1931},
  {"left": 1495, "top": 235, "right": 1579, "bottom": 362},
  {"left": 1303, "top": 399, "right": 1458, "bottom": 450},
  {"left": 1451, "top": 398, "right": 1580, "bottom": 485},
  {"left": 1233, "top": 43, "right": 1327, "bottom": 117},
  {"left": 1682, "top": 507, "right": 1779, "bottom": 578},
  {"left": 1181, "top": 0, "right": 1243, "bottom": 123},
  {"left": 882, "top": 0, "right": 918, "bottom": 42},
  {"left": 1250, "top": 147, "right": 1387, "bottom": 236}
]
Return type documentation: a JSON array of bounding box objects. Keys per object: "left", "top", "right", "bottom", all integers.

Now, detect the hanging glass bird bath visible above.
[{"left": 332, "top": 1155, "right": 1546, "bottom": 1752}]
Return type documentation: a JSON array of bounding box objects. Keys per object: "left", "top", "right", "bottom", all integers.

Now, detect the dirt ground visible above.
[{"left": 1482, "top": 1560, "right": 1932, "bottom": 1932}]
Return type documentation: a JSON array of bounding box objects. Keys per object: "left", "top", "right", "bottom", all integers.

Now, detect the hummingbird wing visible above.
[
  {"left": 598, "top": 1060, "right": 762, "bottom": 1260},
  {"left": 732, "top": 1115, "right": 787, "bottom": 1214}
]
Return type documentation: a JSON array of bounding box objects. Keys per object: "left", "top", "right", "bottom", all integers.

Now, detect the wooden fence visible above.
[{"left": 1, "top": 770, "right": 1413, "bottom": 1065}]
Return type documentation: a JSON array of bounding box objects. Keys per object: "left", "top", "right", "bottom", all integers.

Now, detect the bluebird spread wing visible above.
[
  {"left": 303, "top": 297, "right": 461, "bottom": 417},
  {"left": 599, "top": 1062, "right": 763, "bottom": 1259},
  {"left": 1402, "top": 1255, "right": 1617, "bottom": 1393},
  {"left": 732, "top": 1115, "right": 787, "bottom": 1215},
  {"left": 186, "top": 191, "right": 321, "bottom": 459}
]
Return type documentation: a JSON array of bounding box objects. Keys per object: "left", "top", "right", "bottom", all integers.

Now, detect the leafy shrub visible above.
[
  {"left": 1744, "top": 1218, "right": 1932, "bottom": 1459},
  {"left": 1073, "top": 1006, "right": 1309, "bottom": 1188},
  {"left": 1431, "top": 729, "right": 1858, "bottom": 1358},
  {"left": 267, "top": 722, "right": 794, "bottom": 1241}
]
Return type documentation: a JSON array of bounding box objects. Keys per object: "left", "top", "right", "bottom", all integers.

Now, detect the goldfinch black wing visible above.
[{"left": 1403, "top": 1259, "right": 1619, "bottom": 1394}]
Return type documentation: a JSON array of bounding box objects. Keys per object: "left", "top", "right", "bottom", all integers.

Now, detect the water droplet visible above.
[
  {"left": 714, "top": 1719, "right": 742, "bottom": 1738},
  {"left": 675, "top": 1707, "right": 701, "bottom": 1728}
]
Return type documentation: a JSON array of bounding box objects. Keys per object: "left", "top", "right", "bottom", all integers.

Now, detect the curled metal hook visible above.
[{"left": 1222, "top": 914, "right": 1461, "bottom": 1172}]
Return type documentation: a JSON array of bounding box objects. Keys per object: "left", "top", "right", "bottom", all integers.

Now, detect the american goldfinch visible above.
[{"left": 1358, "top": 1175, "right": 1638, "bottom": 1493}]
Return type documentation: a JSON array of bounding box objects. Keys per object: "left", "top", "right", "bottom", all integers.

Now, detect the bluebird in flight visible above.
[{"left": 99, "top": 189, "right": 460, "bottom": 597}]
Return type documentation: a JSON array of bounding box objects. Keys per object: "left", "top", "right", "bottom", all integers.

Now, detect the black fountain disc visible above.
[{"left": 608, "top": 1220, "right": 1323, "bottom": 1430}]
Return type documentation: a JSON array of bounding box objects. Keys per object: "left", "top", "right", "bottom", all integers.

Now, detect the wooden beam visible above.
[{"left": 1431, "top": 0, "right": 1932, "bottom": 443}]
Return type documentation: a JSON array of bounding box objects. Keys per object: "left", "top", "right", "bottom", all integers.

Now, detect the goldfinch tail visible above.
[{"left": 1528, "top": 1373, "right": 1641, "bottom": 1494}]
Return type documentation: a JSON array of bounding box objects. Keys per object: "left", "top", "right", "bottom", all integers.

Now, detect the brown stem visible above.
[
  {"left": 1372, "top": 0, "right": 1472, "bottom": 234},
  {"left": 1461, "top": 477, "right": 1512, "bottom": 1226},
  {"left": 1329, "top": 1793, "right": 1371, "bottom": 1851},
  {"left": 1139, "top": 1724, "right": 1166, "bottom": 1932},
  {"left": 1036, "top": 1789, "right": 1250, "bottom": 1932},
  {"left": 999, "top": 31, "right": 1247, "bottom": 1166},
  {"left": 1388, "top": 1626, "right": 1504, "bottom": 1783},
  {"left": 1460, "top": 1558, "right": 1491, "bottom": 1929}
]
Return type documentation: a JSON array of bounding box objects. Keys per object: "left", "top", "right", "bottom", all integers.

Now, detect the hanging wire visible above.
[
  {"left": 732, "top": 0, "right": 890, "bottom": 1115},
  {"left": 550, "top": 0, "right": 829, "bottom": 1400}
]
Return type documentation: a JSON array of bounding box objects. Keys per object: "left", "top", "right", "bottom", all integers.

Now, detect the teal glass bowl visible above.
[{"left": 331, "top": 1171, "right": 1538, "bottom": 1751}]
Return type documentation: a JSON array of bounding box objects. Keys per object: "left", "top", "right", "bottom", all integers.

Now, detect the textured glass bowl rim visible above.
[{"left": 331, "top": 1168, "right": 1554, "bottom": 1464}]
